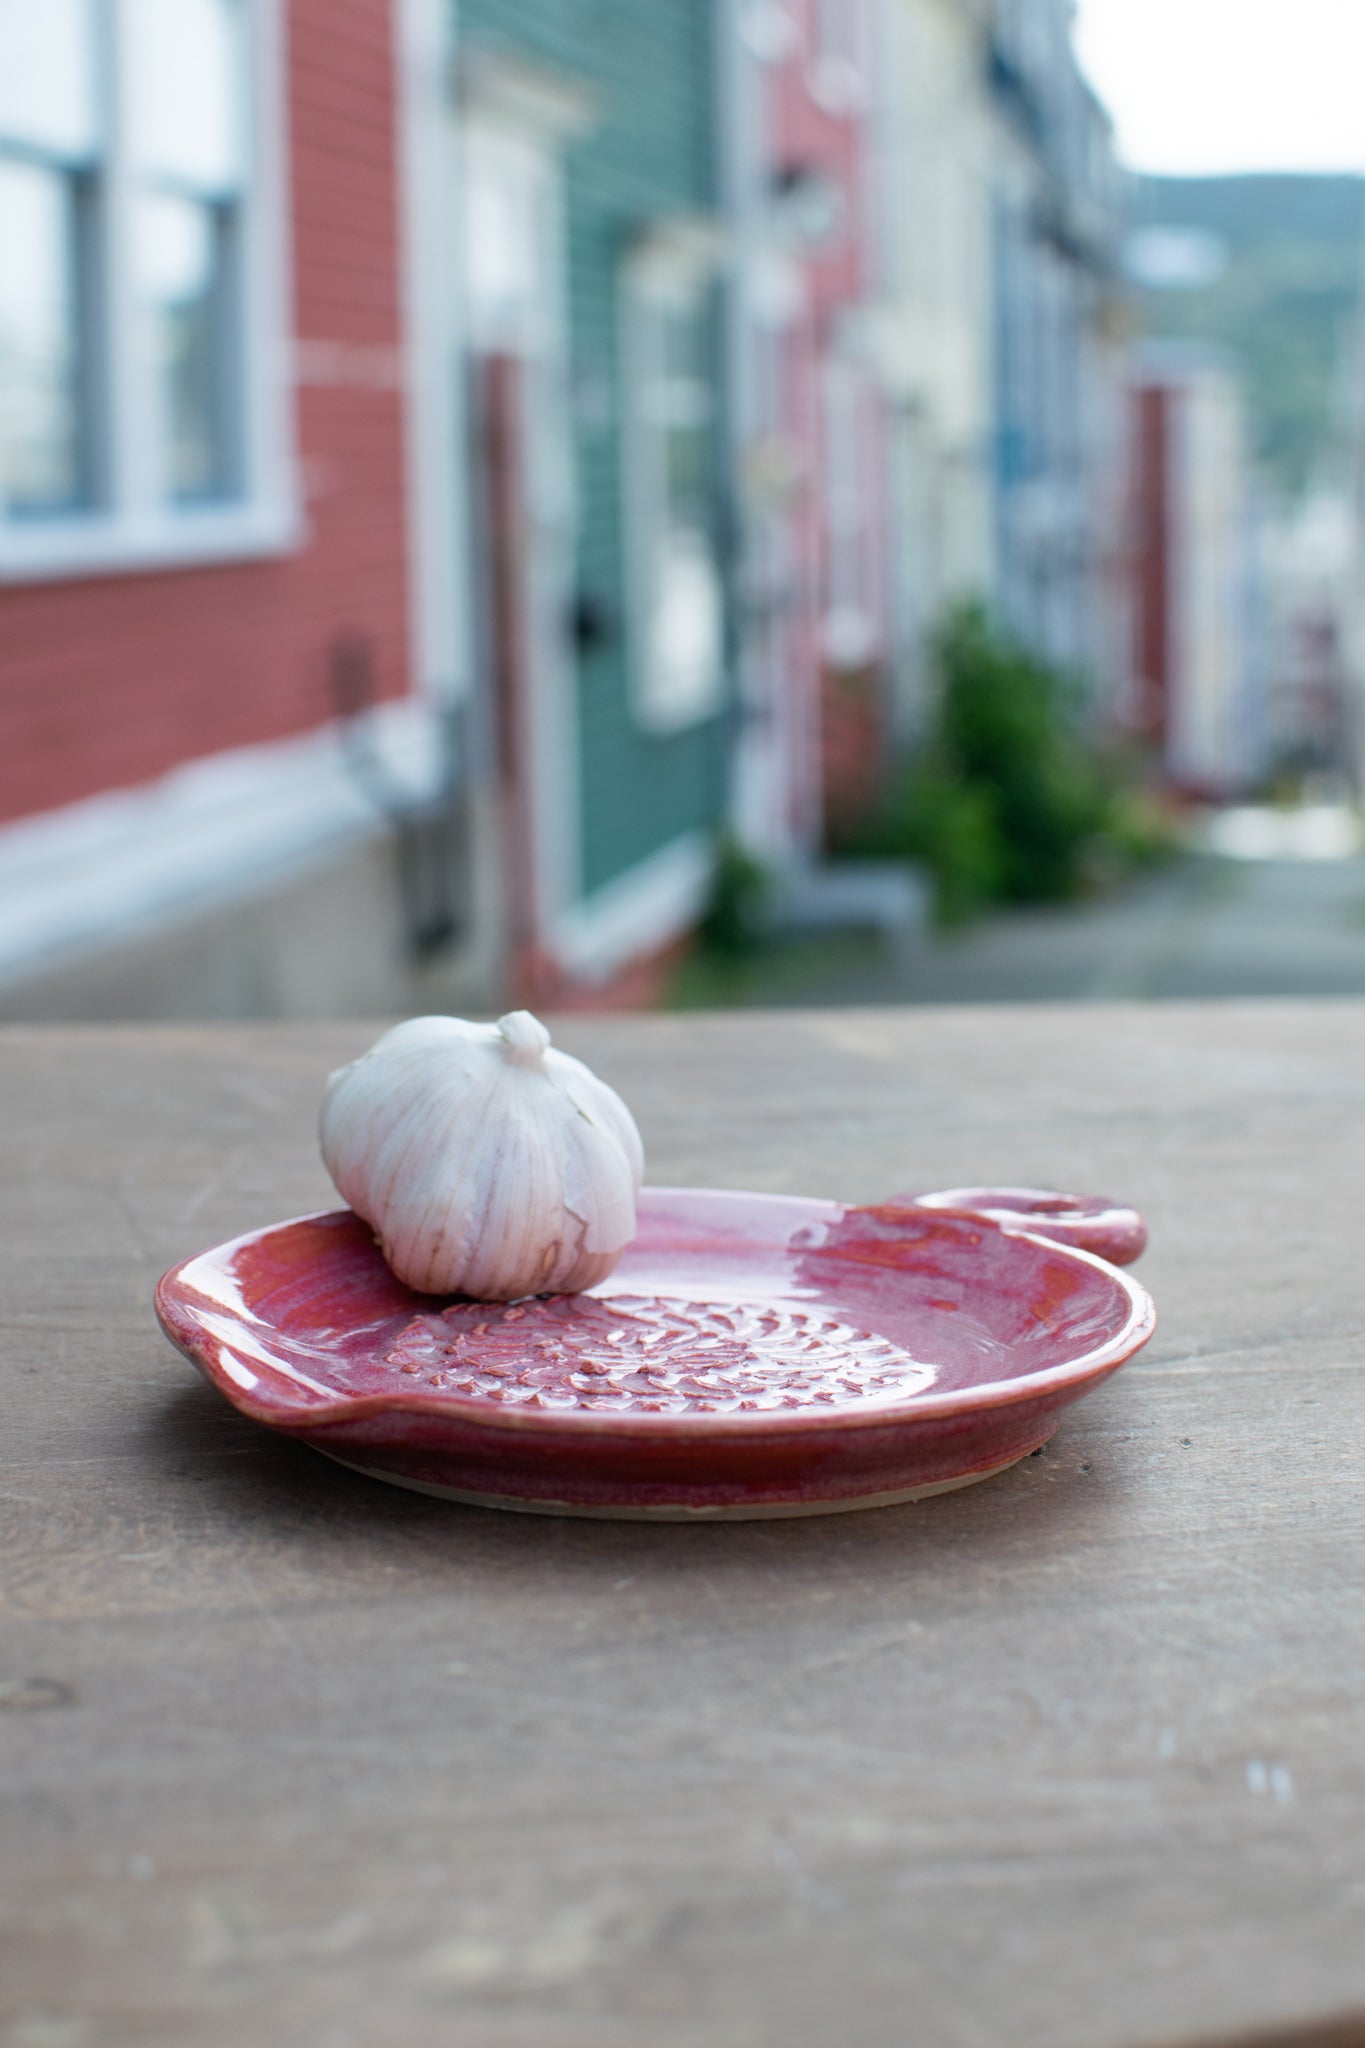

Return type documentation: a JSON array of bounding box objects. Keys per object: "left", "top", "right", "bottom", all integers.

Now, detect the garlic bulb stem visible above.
[{"left": 497, "top": 1010, "right": 551, "bottom": 1067}]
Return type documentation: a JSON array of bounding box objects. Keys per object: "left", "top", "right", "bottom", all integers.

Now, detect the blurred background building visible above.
[
  {"left": 1129, "top": 344, "right": 1271, "bottom": 797},
  {"left": 1, "top": 0, "right": 1362, "bottom": 1018}
]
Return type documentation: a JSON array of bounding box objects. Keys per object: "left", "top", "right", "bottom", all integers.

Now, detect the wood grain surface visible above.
[{"left": 2, "top": 1007, "right": 1363, "bottom": 2048}]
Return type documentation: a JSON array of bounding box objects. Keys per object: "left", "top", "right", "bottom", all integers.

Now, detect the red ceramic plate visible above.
[{"left": 155, "top": 1187, "right": 1154, "bottom": 1520}]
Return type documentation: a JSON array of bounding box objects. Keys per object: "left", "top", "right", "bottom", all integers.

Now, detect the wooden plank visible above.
[{"left": 1, "top": 1006, "right": 1364, "bottom": 2048}]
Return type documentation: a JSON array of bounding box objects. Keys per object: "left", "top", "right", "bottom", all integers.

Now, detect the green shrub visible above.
[
  {"left": 934, "top": 603, "right": 1112, "bottom": 904},
  {"left": 865, "top": 754, "right": 1003, "bottom": 927},
  {"left": 844, "top": 603, "right": 1170, "bottom": 925},
  {"left": 698, "top": 835, "right": 771, "bottom": 958}
]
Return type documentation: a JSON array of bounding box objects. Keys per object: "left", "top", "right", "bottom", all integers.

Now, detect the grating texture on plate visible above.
[{"left": 381, "top": 1292, "right": 936, "bottom": 1414}]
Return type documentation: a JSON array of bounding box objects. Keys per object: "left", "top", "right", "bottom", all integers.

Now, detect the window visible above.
[
  {"left": 0, "top": 0, "right": 98, "bottom": 514},
  {"left": 129, "top": 0, "right": 244, "bottom": 502},
  {"left": 461, "top": 122, "right": 555, "bottom": 355},
  {"left": 0, "top": 0, "right": 294, "bottom": 578},
  {"left": 622, "top": 239, "right": 725, "bottom": 732}
]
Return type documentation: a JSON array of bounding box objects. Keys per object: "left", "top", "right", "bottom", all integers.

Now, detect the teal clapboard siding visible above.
[{"left": 457, "top": 0, "right": 728, "bottom": 901}]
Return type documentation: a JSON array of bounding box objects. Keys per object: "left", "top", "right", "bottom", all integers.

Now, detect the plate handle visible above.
[{"left": 900, "top": 1187, "right": 1147, "bottom": 1267}]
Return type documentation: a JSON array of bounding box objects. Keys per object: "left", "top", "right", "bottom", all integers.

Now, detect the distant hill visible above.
[{"left": 1131, "top": 174, "right": 1365, "bottom": 498}]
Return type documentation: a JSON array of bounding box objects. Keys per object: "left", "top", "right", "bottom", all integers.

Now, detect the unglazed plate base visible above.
[{"left": 316, "top": 1444, "right": 1044, "bottom": 1520}]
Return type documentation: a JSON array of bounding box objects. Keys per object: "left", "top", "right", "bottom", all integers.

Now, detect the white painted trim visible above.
[
  {"left": 0, "top": 499, "right": 301, "bottom": 582},
  {"left": 550, "top": 832, "right": 713, "bottom": 983},
  {"left": 244, "top": 0, "right": 299, "bottom": 537},
  {"left": 0, "top": 0, "right": 300, "bottom": 582},
  {"left": 620, "top": 249, "right": 727, "bottom": 736},
  {"left": 458, "top": 97, "right": 585, "bottom": 933},
  {"left": 103, "top": 0, "right": 150, "bottom": 524},
  {"left": 524, "top": 156, "right": 585, "bottom": 928},
  {"left": 0, "top": 702, "right": 441, "bottom": 987},
  {"left": 396, "top": 0, "right": 468, "bottom": 705}
]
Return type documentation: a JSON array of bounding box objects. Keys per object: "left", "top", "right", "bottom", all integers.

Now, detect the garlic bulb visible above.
[{"left": 319, "top": 1011, "right": 645, "bottom": 1299}]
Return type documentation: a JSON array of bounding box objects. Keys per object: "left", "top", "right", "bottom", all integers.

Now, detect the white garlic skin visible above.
[{"left": 320, "top": 1012, "right": 645, "bottom": 1299}]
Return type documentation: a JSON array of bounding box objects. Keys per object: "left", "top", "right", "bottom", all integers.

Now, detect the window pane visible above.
[
  {"left": 462, "top": 127, "right": 548, "bottom": 350},
  {"left": 128, "top": 0, "right": 242, "bottom": 192},
  {"left": 649, "top": 526, "right": 723, "bottom": 723},
  {"left": 659, "top": 305, "right": 712, "bottom": 524},
  {"left": 136, "top": 193, "right": 233, "bottom": 501},
  {"left": 628, "top": 277, "right": 723, "bottom": 728},
  {"left": 0, "top": 159, "right": 86, "bottom": 512},
  {"left": 0, "top": 0, "right": 99, "bottom": 160},
  {"left": 661, "top": 300, "right": 706, "bottom": 383}
]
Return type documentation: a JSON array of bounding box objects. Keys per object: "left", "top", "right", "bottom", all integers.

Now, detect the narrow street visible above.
[{"left": 787, "top": 839, "right": 1365, "bottom": 1006}]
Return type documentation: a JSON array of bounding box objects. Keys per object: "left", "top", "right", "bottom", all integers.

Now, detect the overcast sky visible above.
[{"left": 1073, "top": 0, "right": 1365, "bottom": 177}]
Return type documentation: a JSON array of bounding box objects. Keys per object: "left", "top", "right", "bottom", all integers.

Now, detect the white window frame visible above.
[
  {"left": 0, "top": 0, "right": 297, "bottom": 584},
  {"left": 457, "top": 49, "right": 597, "bottom": 940},
  {"left": 621, "top": 221, "right": 726, "bottom": 735}
]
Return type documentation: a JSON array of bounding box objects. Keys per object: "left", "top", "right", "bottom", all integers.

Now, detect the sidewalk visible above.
[{"left": 766, "top": 850, "right": 1365, "bottom": 1006}]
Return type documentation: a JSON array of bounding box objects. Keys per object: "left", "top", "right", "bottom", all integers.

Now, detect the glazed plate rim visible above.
[{"left": 155, "top": 1187, "right": 1157, "bottom": 1439}]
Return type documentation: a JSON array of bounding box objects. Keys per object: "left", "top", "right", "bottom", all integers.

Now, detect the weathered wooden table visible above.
[{"left": 3, "top": 1009, "right": 1364, "bottom": 2048}]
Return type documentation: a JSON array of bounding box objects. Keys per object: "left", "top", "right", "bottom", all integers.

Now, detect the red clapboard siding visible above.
[{"left": 0, "top": 0, "right": 412, "bottom": 828}]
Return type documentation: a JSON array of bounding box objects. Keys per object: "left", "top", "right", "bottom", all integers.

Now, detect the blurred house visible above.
[
  {"left": 453, "top": 0, "right": 731, "bottom": 1004},
  {"left": 1288, "top": 264, "right": 1365, "bottom": 792},
  {"left": 872, "top": 0, "right": 996, "bottom": 738},
  {"left": 722, "top": 0, "right": 892, "bottom": 858},
  {"left": 1130, "top": 346, "right": 1272, "bottom": 797},
  {"left": 986, "top": 0, "right": 1128, "bottom": 701},
  {"left": 1264, "top": 484, "right": 1358, "bottom": 786},
  {"left": 0, "top": 0, "right": 472, "bottom": 1018},
  {"left": 1346, "top": 289, "right": 1365, "bottom": 788}
]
